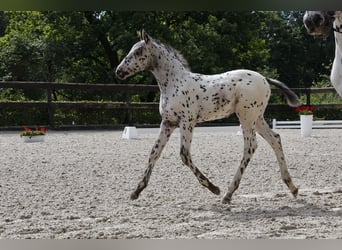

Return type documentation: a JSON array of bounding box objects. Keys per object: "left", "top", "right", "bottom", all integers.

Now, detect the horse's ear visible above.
[{"left": 140, "top": 29, "right": 150, "bottom": 44}]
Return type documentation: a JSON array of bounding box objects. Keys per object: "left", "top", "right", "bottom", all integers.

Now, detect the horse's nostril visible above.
[
  {"left": 116, "top": 68, "right": 128, "bottom": 79},
  {"left": 116, "top": 68, "right": 122, "bottom": 76},
  {"left": 312, "top": 14, "right": 324, "bottom": 27},
  {"left": 116, "top": 69, "right": 122, "bottom": 77}
]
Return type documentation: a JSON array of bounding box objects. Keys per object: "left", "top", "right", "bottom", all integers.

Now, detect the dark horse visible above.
[{"left": 303, "top": 11, "right": 342, "bottom": 97}]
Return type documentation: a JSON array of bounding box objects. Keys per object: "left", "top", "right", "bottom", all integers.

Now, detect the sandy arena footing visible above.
[{"left": 0, "top": 127, "right": 341, "bottom": 239}]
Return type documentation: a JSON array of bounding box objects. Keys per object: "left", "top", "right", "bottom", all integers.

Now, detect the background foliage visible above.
[{"left": 0, "top": 11, "right": 340, "bottom": 127}]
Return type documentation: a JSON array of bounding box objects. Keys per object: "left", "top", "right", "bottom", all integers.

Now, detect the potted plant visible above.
[
  {"left": 20, "top": 126, "right": 47, "bottom": 142},
  {"left": 295, "top": 105, "right": 315, "bottom": 137}
]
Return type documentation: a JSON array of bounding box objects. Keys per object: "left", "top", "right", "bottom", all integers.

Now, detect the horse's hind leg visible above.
[
  {"left": 179, "top": 122, "right": 220, "bottom": 195},
  {"left": 222, "top": 122, "right": 258, "bottom": 203},
  {"left": 130, "top": 120, "right": 176, "bottom": 200},
  {"left": 255, "top": 117, "right": 298, "bottom": 197}
]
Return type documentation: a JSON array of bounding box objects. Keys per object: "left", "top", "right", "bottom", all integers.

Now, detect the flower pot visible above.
[
  {"left": 21, "top": 135, "right": 45, "bottom": 143},
  {"left": 300, "top": 114, "right": 313, "bottom": 137}
]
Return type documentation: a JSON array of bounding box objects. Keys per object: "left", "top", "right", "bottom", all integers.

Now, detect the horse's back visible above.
[{"left": 191, "top": 69, "right": 270, "bottom": 122}]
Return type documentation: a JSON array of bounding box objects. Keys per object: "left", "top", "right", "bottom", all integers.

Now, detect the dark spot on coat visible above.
[{"left": 200, "top": 85, "right": 207, "bottom": 92}]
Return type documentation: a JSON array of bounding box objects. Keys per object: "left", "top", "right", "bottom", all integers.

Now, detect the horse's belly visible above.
[
  {"left": 197, "top": 113, "right": 228, "bottom": 123},
  {"left": 196, "top": 102, "right": 234, "bottom": 122}
]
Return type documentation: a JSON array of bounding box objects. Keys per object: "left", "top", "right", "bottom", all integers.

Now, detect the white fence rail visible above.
[{"left": 272, "top": 119, "right": 342, "bottom": 129}]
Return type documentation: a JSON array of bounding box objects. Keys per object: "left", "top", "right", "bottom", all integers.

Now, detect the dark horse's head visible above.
[{"left": 303, "top": 11, "right": 336, "bottom": 37}]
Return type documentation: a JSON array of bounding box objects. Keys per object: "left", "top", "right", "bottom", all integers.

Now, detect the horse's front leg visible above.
[
  {"left": 130, "top": 120, "right": 176, "bottom": 200},
  {"left": 179, "top": 122, "right": 220, "bottom": 195}
]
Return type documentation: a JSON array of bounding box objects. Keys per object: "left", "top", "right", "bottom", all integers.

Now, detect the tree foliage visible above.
[
  {"left": 0, "top": 11, "right": 338, "bottom": 125},
  {"left": 0, "top": 11, "right": 335, "bottom": 86}
]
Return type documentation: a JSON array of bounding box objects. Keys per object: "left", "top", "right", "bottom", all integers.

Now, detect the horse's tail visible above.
[{"left": 266, "top": 78, "right": 301, "bottom": 107}]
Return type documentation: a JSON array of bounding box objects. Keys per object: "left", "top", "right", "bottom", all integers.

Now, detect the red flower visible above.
[
  {"left": 23, "top": 126, "right": 31, "bottom": 131},
  {"left": 295, "top": 105, "right": 315, "bottom": 115},
  {"left": 39, "top": 127, "right": 47, "bottom": 133},
  {"left": 23, "top": 125, "right": 46, "bottom": 133}
]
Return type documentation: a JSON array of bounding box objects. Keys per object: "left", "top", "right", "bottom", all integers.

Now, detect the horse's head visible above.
[
  {"left": 116, "top": 30, "right": 154, "bottom": 80},
  {"left": 303, "top": 11, "right": 336, "bottom": 37}
]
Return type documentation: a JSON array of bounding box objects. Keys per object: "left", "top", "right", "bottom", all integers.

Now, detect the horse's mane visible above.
[{"left": 152, "top": 38, "right": 191, "bottom": 71}]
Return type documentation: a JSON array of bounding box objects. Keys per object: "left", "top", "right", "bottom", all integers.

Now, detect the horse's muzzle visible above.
[
  {"left": 116, "top": 68, "right": 129, "bottom": 80},
  {"left": 303, "top": 12, "right": 333, "bottom": 37}
]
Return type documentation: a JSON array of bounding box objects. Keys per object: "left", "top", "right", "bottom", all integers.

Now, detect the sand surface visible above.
[{"left": 0, "top": 127, "right": 341, "bottom": 239}]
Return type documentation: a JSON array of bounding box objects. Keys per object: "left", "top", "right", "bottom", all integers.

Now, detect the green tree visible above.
[{"left": 264, "top": 11, "right": 334, "bottom": 88}]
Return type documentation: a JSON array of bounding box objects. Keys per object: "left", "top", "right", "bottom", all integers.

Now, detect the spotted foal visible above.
[{"left": 116, "top": 30, "right": 300, "bottom": 203}]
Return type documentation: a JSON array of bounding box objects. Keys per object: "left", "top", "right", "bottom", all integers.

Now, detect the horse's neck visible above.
[
  {"left": 334, "top": 18, "right": 342, "bottom": 49},
  {"left": 151, "top": 50, "right": 189, "bottom": 94},
  {"left": 331, "top": 19, "right": 342, "bottom": 96}
]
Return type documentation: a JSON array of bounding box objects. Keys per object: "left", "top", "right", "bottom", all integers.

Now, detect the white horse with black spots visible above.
[
  {"left": 116, "top": 30, "right": 300, "bottom": 203},
  {"left": 303, "top": 11, "right": 342, "bottom": 97}
]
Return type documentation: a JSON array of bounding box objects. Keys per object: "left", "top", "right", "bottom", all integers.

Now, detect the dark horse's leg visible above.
[{"left": 131, "top": 120, "right": 176, "bottom": 200}]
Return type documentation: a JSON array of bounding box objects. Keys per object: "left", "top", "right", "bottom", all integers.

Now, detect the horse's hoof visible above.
[
  {"left": 130, "top": 192, "right": 139, "bottom": 200},
  {"left": 212, "top": 186, "right": 221, "bottom": 195},
  {"left": 208, "top": 183, "right": 220, "bottom": 195},
  {"left": 292, "top": 188, "right": 299, "bottom": 198},
  {"left": 221, "top": 194, "right": 232, "bottom": 204},
  {"left": 221, "top": 198, "right": 231, "bottom": 204}
]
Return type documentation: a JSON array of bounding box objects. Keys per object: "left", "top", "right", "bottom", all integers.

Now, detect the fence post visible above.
[
  {"left": 272, "top": 119, "right": 277, "bottom": 129},
  {"left": 306, "top": 89, "right": 311, "bottom": 105},
  {"left": 47, "top": 89, "right": 55, "bottom": 128},
  {"left": 126, "top": 96, "right": 133, "bottom": 126}
]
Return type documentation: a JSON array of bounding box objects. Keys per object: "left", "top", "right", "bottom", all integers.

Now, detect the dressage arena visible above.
[{"left": 0, "top": 126, "right": 341, "bottom": 239}]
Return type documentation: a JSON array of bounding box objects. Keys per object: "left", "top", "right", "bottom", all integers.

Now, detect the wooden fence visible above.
[{"left": 0, "top": 81, "right": 342, "bottom": 129}]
